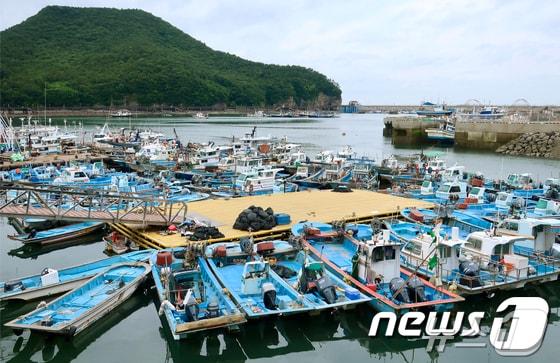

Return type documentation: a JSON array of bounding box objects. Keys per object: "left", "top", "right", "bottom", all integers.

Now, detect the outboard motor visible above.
[
  {"left": 262, "top": 282, "right": 278, "bottom": 310},
  {"left": 459, "top": 261, "right": 482, "bottom": 288},
  {"left": 206, "top": 299, "right": 221, "bottom": 319},
  {"left": 390, "top": 277, "right": 412, "bottom": 303},
  {"left": 406, "top": 276, "right": 426, "bottom": 302},
  {"left": 316, "top": 275, "right": 337, "bottom": 304}
]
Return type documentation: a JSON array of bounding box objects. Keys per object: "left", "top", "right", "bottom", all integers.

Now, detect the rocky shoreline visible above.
[{"left": 496, "top": 131, "right": 560, "bottom": 159}]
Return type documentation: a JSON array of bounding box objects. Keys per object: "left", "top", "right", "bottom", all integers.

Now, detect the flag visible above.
[{"left": 428, "top": 254, "right": 438, "bottom": 270}]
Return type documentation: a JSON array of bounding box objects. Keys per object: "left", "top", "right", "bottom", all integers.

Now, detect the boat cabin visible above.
[
  {"left": 533, "top": 198, "right": 560, "bottom": 216},
  {"left": 53, "top": 168, "right": 90, "bottom": 184},
  {"left": 420, "top": 180, "right": 435, "bottom": 195},
  {"left": 495, "top": 191, "right": 514, "bottom": 209},
  {"left": 441, "top": 165, "right": 465, "bottom": 182},
  {"left": 435, "top": 181, "right": 467, "bottom": 200},
  {"left": 467, "top": 186, "right": 486, "bottom": 203},
  {"left": 497, "top": 217, "right": 560, "bottom": 253},
  {"left": 355, "top": 236, "right": 401, "bottom": 284}
]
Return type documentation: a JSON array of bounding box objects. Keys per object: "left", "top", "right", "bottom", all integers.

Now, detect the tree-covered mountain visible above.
[{"left": 0, "top": 6, "right": 341, "bottom": 109}]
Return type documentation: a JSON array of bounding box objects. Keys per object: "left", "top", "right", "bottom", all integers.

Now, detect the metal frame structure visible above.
[{"left": 0, "top": 182, "right": 188, "bottom": 226}]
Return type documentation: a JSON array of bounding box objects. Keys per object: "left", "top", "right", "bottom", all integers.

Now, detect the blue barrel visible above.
[{"left": 274, "top": 213, "right": 291, "bottom": 225}]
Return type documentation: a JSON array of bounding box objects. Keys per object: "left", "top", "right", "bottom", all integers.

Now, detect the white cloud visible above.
[{"left": 2, "top": 0, "right": 559, "bottom": 104}]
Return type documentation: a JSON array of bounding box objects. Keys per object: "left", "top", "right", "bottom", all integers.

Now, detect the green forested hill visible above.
[{"left": 0, "top": 6, "right": 341, "bottom": 108}]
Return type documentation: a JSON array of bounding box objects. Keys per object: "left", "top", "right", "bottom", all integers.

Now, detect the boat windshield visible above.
[
  {"left": 439, "top": 185, "right": 451, "bottom": 193},
  {"left": 470, "top": 187, "right": 481, "bottom": 195},
  {"left": 497, "top": 193, "right": 509, "bottom": 202},
  {"left": 422, "top": 181, "right": 431, "bottom": 188}
]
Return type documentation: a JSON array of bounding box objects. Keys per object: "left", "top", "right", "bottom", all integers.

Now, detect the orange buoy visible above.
[{"left": 156, "top": 251, "right": 173, "bottom": 266}]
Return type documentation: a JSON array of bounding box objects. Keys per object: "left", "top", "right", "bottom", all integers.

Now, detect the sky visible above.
[{"left": 1, "top": 0, "right": 559, "bottom": 105}]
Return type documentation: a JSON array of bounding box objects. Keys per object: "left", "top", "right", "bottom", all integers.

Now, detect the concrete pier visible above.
[{"left": 385, "top": 115, "right": 560, "bottom": 150}]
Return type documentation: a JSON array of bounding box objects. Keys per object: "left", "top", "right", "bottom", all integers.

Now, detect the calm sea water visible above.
[{"left": 1, "top": 114, "right": 559, "bottom": 362}]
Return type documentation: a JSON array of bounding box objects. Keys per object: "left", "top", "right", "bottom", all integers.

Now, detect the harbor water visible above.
[{"left": 1, "top": 114, "right": 559, "bottom": 362}]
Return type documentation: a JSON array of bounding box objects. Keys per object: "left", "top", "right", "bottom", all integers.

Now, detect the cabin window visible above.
[
  {"left": 466, "top": 237, "right": 482, "bottom": 250},
  {"left": 373, "top": 247, "right": 384, "bottom": 262},
  {"left": 470, "top": 187, "right": 480, "bottom": 195},
  {"left": 494, "top": 244, "right": 510, "bottom": 257},
  {"left": 497, "top": 194, "right": 508, "bottom": 202},
  {"left": 449, "top": 186, "right": 461, "bottom": 193},
  {"left": 74, "top": 172, "right": 87, "bottom": 178},
  {"left": 404, "top": 242, "right": 422, "bottom": 256},
  {"left": 439, "top": 185, "right": 451, "bottom": 193},
  {"left": 536, "top": 200, "right": 548, "bottom": 209},
  {"left": 438, "top": 246, "right": 451, "bottom": 258},
  {"left": 385, "top": 246, "right": 396, "bottom": 260},
  {"left": 501, "top": 221, "right": 518, "bottom": 232},
  {"left": 422, "top": 181, "right": 430, "bottom": 188}
]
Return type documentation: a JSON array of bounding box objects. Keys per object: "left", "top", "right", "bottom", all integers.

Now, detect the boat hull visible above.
[
  {"left": 0, "top": 250, "right": 153, "bottom": 302},
  {"left": 5, "top": 262, "right": 150, "bottom": 336}
]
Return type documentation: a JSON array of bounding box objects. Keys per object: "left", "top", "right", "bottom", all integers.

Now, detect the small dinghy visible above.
[
  {"left": 0, "top": 250, "right": 153, "bottom": 302},
  {"left": 5, "top": 262, "right": 150, "bottom": 336},
  {"left": 205, "top": 241, "right": 315, "bottom": 318},
  {"left": 151, "top": 249, "right": 246, "bottom": 340},
  {"left": 9, "top": 221, "right": 105, "bottom": 246}
]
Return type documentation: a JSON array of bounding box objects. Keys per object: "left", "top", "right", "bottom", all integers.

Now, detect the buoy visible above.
[{"left": 156, "top": 251, "right": 173, "bottom": 266}]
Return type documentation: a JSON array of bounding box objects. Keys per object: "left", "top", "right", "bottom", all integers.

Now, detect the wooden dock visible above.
[{"left": 115, "top": 189, "right": 434, "bottom": 249}]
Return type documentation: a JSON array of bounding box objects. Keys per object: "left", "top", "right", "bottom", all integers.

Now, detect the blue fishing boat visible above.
[
  {"left": 151, "top": 250, "right": 246, "bottom": 340},
  {"left": 387, "top": 220, "right": 560, "bottom": 296},
  {"left": 206, "top": 240, "right": 370, "bottom": 311},
  {"left": 9, "top": 221, "right": 105, "bottom": 246},
  {"left": 205, "top": 243, "right": 315, "bottom": 318},
  {"left": 5, "top": 262, "right": 150, "bottom": 336},
  {"left": 292, "top": 223, "right": 464, "bottom": 313},
  {"left": 0, "top": 250, "right": 153, "bottom": 301}
]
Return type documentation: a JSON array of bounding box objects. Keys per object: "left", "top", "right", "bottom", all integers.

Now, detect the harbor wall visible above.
[
  {"left": 385, "top": 115, "right": 560, "bottom": 150},
  {"left": 454, "top": 120, "right": 560, "bottom": 150},
  {"left": 386, "top": 116, "right": 441, "bottom": 145}
]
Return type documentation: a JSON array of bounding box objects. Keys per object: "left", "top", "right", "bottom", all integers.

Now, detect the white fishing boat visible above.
[
  {"left": 110, "top": 109, "right": 132, "bottom": 117},
  {"left": 425, "top": 120, "right": 455, "bottom": 144}
]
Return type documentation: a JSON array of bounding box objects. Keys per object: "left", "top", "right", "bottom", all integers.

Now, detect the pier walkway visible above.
[{"left": 0, "top": 183, "right": 188, "bottom": 226}]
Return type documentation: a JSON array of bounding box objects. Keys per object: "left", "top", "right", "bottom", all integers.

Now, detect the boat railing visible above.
[{"left": 402, "top": 252, "right": 560, "bottom": 291}]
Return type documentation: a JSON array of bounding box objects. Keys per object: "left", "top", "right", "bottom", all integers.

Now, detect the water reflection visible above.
[
  {"left": 2, "top": 280, "right": 560, "bottom": 362},
  {"left": 7, "top": 232, "right": 105, "bottom": 260}
]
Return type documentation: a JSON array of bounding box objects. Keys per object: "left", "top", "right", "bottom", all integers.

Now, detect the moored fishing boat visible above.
[
  {"left": 0, "top": 249, "right": 153, "bottom": 302},
  {"left": 205, "top": 242, "right": 315, "bottom": 318},
  {"left": 9, "top": 221, "right": 106, "bottom": 246},
  {"left": 5, "top": 262, "right": 150, "bottom": 336},
  {"left": 387, "top": 220, "right": 560, "bottom": 296},
  {"left": 206, "top": 240, "right": 370, "bottom": 311},
  {"left": 151, "top": 249, "right": 246, "bottom": 339},
  {"left": 292, "top": 222, "right": 464, "bottom": 313}
]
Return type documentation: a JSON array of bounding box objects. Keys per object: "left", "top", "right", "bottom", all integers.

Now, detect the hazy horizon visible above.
[{"left": 2, "top": 1, "right": 559, "bottom": 106}]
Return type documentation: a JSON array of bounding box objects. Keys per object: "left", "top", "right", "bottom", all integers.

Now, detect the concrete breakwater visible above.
[
  {"left": 496, "top": 132, "right": 560, "bottom": 159},
  {"left": 385, "top": 116, "right": 560, "bottom": 151}
]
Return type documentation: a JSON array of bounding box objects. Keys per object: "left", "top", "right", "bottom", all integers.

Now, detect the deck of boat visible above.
[{"left": 113, "top": 189, "right": 434, "bottom": 249}]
